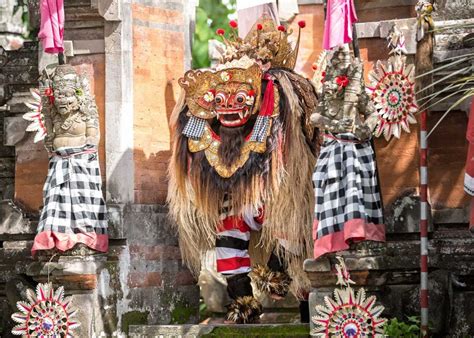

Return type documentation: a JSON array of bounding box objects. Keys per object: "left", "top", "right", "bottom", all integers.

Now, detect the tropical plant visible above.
[
  {"left": 383, "top": 316, "right": 421, "bottom": 337},
  {"left": 192, "top": 0, "right": 236, "bottom": 69}
]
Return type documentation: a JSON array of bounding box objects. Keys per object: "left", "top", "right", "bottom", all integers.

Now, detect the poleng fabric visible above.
[
  {"left": 323, "top": 0, "right": 358, "bottom": 50},
  {"left": 215, "top": 202, "right": 264, "bottom": 275},
  {"left": 312, "top": 133, "right": 385, "bottom": 258},
  {"left": 32, "top": 145, "right": 108, "bottom": 255},
  {"left": 39, "top": 0, "right": 65, "bottom": 53}
]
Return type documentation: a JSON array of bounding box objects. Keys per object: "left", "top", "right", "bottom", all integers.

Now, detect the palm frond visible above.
[
  {"left": 415, "top": 65, "right": 472, "bottom": 95},
  {"left": 427, "top": 90, "right": 474, "bottom": 138}
]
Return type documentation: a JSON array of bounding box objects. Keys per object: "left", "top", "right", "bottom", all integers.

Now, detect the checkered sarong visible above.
[
  {"left": 312, "top": 133, "right": 384, "bottom": 257},
  {"left": 33, "top": 145, "right": 108, "bottom": 254}
]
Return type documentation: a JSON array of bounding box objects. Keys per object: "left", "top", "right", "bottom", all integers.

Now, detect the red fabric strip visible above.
[
  {"left": 217, "top": 216, "right": 251, "bottom": 233},
  {"left": 216, "top": 257, "right": 251, "bottom": 273},
  {"left": 259, "top": 78, "right": 274, "bottom": 117}
]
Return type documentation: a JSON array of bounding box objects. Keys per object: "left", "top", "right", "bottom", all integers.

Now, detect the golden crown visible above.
[{"left": 216, "top": 16, "right": 305, "bottom": 70}]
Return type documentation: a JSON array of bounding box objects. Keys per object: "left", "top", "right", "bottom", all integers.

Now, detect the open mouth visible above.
[{"left": 216, "top": 108, "right": 250, "bottom": 127}]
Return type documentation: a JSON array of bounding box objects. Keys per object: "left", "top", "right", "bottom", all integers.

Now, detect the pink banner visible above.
[
  {"left": 38, "top": 0, "right": 65, "bottom": 53},
  {"left": 323, "top": 0, "right": 358, "bottom": 50}
]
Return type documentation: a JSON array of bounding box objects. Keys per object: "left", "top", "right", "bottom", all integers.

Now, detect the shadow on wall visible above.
[{"left": 133, "top": 80, "right": 177, "bottom": 205}]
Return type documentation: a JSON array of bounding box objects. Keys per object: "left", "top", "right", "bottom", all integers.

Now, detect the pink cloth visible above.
[
  {"left": 32, "top": 231, "right": 109, "bottom": 256},
  {"left": 323, "top": 0, "right": 358, "bottom": 50},
  {"left": 313, "top": 219, "right": 385, "bottom": 258},
  {"left": 39, "top": 0, "right": 65, "bottom": 53}
]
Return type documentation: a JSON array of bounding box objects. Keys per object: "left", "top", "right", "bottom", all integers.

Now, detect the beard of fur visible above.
[{"left": 218, "top": 125, "right": 247, "bottom": 168}]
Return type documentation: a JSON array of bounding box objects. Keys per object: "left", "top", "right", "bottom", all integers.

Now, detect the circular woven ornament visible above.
[
  {"left": 367, "top": 55, "right": 418, "bottom": 141},
  {"left": 11, "top": 283, "right": 80, "bottom": 337},
  {"left": 311, "top": 287, "right": 386, "bottom": 338}
]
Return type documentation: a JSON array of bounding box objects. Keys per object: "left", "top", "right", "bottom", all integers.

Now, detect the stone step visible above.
[{"left": 129, "top": 323, "right": 309, "bottom": 338}]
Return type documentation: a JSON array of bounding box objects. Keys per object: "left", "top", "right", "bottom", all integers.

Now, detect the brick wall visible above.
[{"left": 132, "top": 1, "right": 186, "bottom": 204}]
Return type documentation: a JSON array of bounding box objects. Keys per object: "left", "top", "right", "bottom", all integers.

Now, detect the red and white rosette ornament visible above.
[
  {"left": 367, "top": 55, "right": 418, "bottom": 141},
  {"left": 11, "top": 282, "right": 80, "bottom": 337},
  {"left": 311, "top": 257, "right": 386, "bottom": 337},
  {"left": 23, "top": 88, "right": 47, "bottom": 143}
]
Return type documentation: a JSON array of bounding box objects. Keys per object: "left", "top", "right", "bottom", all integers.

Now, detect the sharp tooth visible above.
[
  {"left": 238, "top": 111, "right": 243, "bottom": 119},
  {"left": 216, "top": 112, "right": 221, "bottom": 119}
]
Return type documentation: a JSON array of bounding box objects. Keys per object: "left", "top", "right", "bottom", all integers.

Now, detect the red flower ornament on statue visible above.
[
  {"left": 44, "top": 87, "right": 55, "bottom": 104},
  {"left": 277, "top": 25, "right": 286, "bottom": 32},
  {"left": 298, "top": 20, "right": 306, "bottom": 29},
  {"left": 229, "top": 20, "right": 238, "bottom": 29},
  {"left": 336, "top": 75, "right": 349, "bottom": 90},
  {"left": 257, "top": 23, "right": 263, "bottom": 31},
  {"left": 216, "top": 28, "right": 225, "bottom": 36}
]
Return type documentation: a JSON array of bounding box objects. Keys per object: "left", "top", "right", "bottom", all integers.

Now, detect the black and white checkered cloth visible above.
[
  {"left": 313, "top": 133, "right": 383, "bottom": 239},
  {"left": 37, "top": 145, "right": 108, "bottom": 236},
  {"left": 183, "top": 116, "right": 207, "bottom": 139},
  {"left": 250, "top": 116, "right": 270, "bottom": 142}
]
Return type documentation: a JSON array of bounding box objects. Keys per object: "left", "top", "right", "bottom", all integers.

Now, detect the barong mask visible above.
[{"left": 169, "top": 16, "right": 319, "bottom": 288}]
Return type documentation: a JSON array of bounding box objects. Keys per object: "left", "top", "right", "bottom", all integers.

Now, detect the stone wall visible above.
[{"left": 0, "top": 1, "right": 199, "bottom": 336}]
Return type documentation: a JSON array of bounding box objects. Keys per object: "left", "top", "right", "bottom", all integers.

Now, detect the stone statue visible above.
[
  {"left": 41, "top": 65, "right": 99, "bottom": 152},
  {"left": 311, "top": 46, "right": 378, "bottom": 141},
  {"left": 30, "top": 64, "right": 108, "bottom": 255},
  {"left": 310, "top": 46, "right": 385, "bottom": 259}
]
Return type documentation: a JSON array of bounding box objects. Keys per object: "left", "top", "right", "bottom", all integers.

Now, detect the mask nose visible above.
[{"left": 226, "top": 94, "right": 235, "bottom": 109}]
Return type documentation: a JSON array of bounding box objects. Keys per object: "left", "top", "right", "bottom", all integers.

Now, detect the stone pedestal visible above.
[
  {"left": 16, "top": 246, "right": 124, "bottom": 337},
  {"left": 305, "top": 195, "right": 474, "bottom": 337}
]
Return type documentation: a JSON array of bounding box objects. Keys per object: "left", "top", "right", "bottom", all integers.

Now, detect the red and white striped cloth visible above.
[
  {"left": 215, "top": 203, "right": 264, "bottom": 275},
  {"left": 464, "top": 99, "right": 474, "bottom": 231}
]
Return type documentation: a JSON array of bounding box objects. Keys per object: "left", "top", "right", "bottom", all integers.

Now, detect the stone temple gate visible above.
[{"left": 0, "top": 0, "right": 473, "bottom": 337}]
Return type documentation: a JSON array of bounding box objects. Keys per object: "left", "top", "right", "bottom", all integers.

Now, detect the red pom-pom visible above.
[
  {"left": 298, "top": 20, "right": 306, "bottom": 28},
  {"left": 277, "top": 25, "right": 286, "bottom": 32},
  {"left": 229, "top": 20, "right": 238, "bottom": 28},
  {"left": 216, "top": 28, "right": 225, "bottom": 36},
  {"left": 247, "top": 89, "right": 255, "bottom": 97},
  {"left": 322, "top": 71, "right": 326, "bottom": 77},
  {"left": 257, "top": 23, "right": 263, "bottom": 31}
]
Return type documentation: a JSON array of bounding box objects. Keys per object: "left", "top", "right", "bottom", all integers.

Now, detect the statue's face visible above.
[
  {"left": 214, "top": 81, "right": 255, "bottom": 127},
  {"left": 54, "top": 87, "right": 79, "bottom": 115}
]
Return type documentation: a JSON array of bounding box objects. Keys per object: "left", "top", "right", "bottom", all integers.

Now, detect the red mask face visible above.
[{"left": 214, "top": 82, "right": 255, "bottom": 127}]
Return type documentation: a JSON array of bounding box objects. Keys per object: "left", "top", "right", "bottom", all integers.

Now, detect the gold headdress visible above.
[{"left": 217, "top": 17, "right": 302, "bottom": 69}]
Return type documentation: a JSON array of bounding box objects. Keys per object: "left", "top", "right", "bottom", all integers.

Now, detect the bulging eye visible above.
[
  {"left": 215, "top": 93, "right": 226, "bottom": 105},
  {"left": 235, "top": 92, "right": 246, "bottom": 104}
]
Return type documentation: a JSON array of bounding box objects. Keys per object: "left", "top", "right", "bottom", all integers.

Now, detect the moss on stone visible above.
[
  {"left": 171, "top": 300, "right": 197, "bottom": 324},
  {"left": 121, "top": 310, "right": 149, "bottom": 334},
  {"left": 201, "top": 324, "right": 309, "bottom": 337}
]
